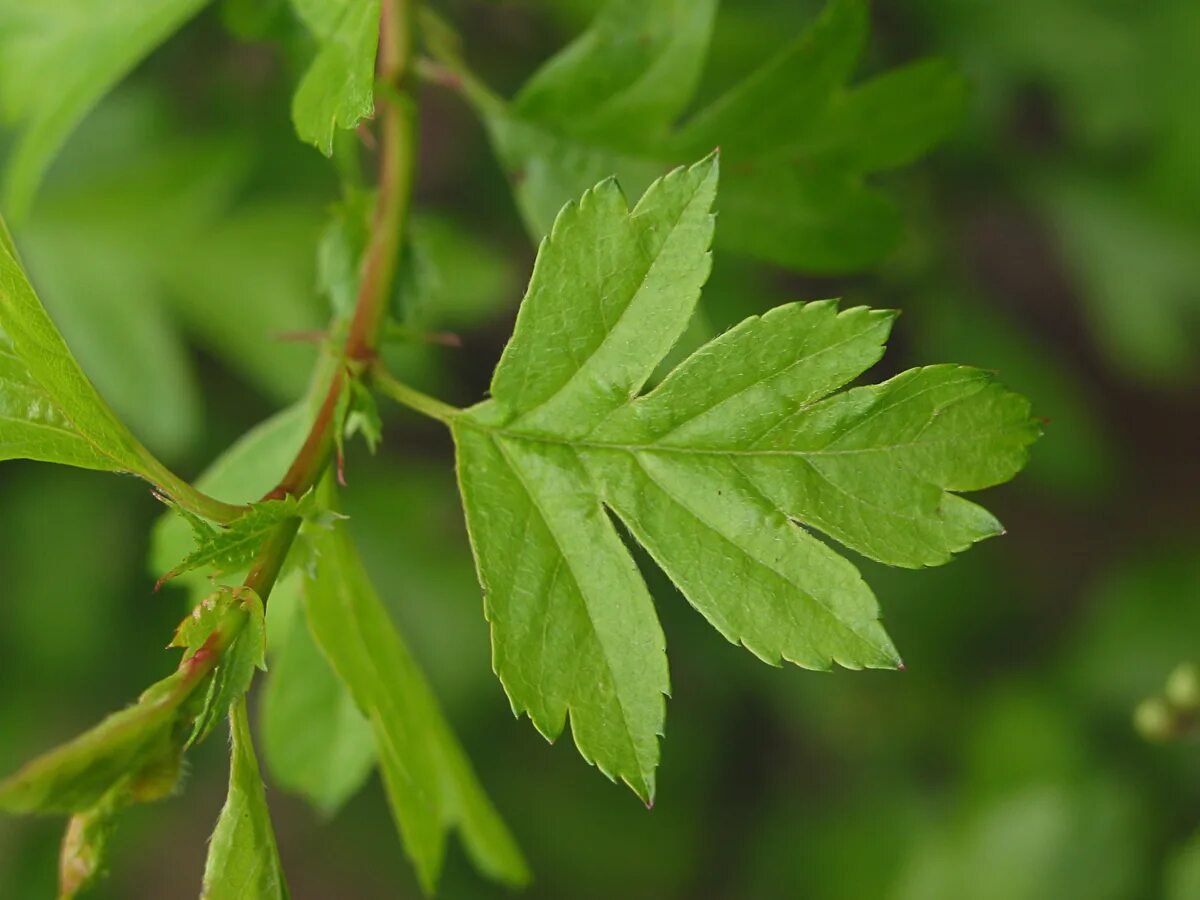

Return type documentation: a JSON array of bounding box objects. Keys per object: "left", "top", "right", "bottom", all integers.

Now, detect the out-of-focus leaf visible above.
[
  {"left": 0, "top": 216, "right": 236, "bottom": 521},
  {"left": 259, "top": 577, "right": 376, "bottom": 817},
  {"left": 450, "top": 159, "right": 1038, "bottom": 801},
  {"left": 889, "top": 783, "right": 1142, "bottom": 900},
  {"left": 0, "top": 0, "right": 210, "bottom": 217},
  {"left": 16, "top": 113, "right": 250, "bottom": 458},
  {"left": 200, "top": 700, "right": 289, "bottom": 900},
  {"left": 1039, "top": 176, "right": 1200, "bottom": 384},
  {"left": 1066, "top": 545, "right": 1200, "bottom": 712},
  {"left": 290, "top": 0, "right": 381, "bottom": 155},
  {"left": 513, "top": 0, "right": 717, "bottom": 147},
  {"left": 450, "top": 0, "right": 967, "bottom": 272},
  {"left": 1167, "top": 833, "right": 1200, "bottom": 900},
  {"left": 304, "top": 511, "right": 529, "bottom": 893},
  {"left": 0, "top": 669, "right": 193, "bottom": 814}
]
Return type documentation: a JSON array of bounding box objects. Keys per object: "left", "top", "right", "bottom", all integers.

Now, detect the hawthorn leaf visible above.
[
  {"left": 0, "top": 0, "right": 210, "bottom": 217},
  {"left": 200, "top": 700, "right": 289, "bottom": 900},
  {"left": 442, "top": 0, "right": 967, "bottom": 272},
  {"left": 304, "top": 516, "right": 529, "bottom": 893},
  {"left": 290, "top": 0, "right": 381, "bottom": 155},
  {"left": 259, "top": 577, "right": 376, "bottom": 817},
  {"left": 449, "top": 159, "right": 1039, "bottom": 800},
  {"left": 0, "top": 668, "right": 193, "bottom": 814}
]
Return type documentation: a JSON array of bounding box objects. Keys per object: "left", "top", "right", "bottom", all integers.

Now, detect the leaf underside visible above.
[{"left": 451, "top": 154, "right": 1039, "bottom": 803}]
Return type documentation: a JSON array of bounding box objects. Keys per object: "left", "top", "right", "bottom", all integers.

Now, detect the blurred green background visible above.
[{"left": 1, "top": 0, "right": 1198, "bottom": 897}]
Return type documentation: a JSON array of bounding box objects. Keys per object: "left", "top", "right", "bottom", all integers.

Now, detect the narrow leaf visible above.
[
  {"left": 304, "top": 517, "right": 529, "bottom": 893},
  {"left": 200, "top": 700, "right": 289, "bottom": 900},
  {"left": 259, "top": 576, "right": 376, "bottom": 817}
]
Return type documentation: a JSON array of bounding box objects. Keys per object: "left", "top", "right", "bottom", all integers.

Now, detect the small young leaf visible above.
[
  {"left": 150, "top": 405, "right": 312, "bottom": 594},
  {"left": 200, "top": 700, "right": 289, "bottom": 900},
  {"left": 159, "top": 493, "right": 315, "bottom": 586},
  {"left": 0, "top": 0, "right": 209, "bottom": 217},
  {"left": 449, "top": 158, "right": 1039, "bottom": 801},
  {"left": 259, "top": 576, "right": 376, "bottom": 818},
  {"left": 290, "top": 0, "right": 381, "bottom": 154},
  {"left": 304, "top": 514, "right": 529, "bottom": 893},
  {"left": 172, "top": 588, "right": 267, "bottom": 747}
]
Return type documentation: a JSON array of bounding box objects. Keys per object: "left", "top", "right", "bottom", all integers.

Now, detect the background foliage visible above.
[{"left": 0, "top": 0, "right": 1197, "bottom": 897}]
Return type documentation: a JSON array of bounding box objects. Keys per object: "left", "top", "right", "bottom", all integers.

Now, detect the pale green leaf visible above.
[
  {"left": 0, "top": 668, "right": 192, "bottom": 814},
  {"left": 304, "top": 515, "right": 528, "bottom": 893},
  {"left": 0, "top": 0, "right": 210, "bottom": 217},
  {"left": 259, "top": 577, "right": 376, "bottom": 817},
  {"left": 201, "top": 700, "right": 289, "bottom": 900},
  {"left": 290, "top": 0, "right": 381, "bottom": 155},
  {"left": 450, "top": 160, "right": 1038, "bottom": 800}
]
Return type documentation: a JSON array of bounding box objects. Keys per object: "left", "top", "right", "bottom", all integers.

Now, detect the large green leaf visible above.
[
  {"left": 0, "top": 217, "right": 236, "bottom": 520},
  {"left": 290, "top": 0, "right": 381, "bottom": 154},
  {"left": 450, "top": 0, "right": 967, "bottom": 272},
  {"left": 200, "top": 700, "right": 289, "bottom": 900},
  {"left": 304, "top": 513, "right": 528, "bottom": 893},
  {"left": 448, "top": 157, "right": 1038, "bottom": 802},
  {"left": 0, "top": 0, "right": 210, "bottom": 217}
]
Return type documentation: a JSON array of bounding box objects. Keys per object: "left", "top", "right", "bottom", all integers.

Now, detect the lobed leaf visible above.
[
  {"left": 0, "top": 0, "right": 210, "bottom": 218},
  {"left": 449, "top": 158, "right": 1039, "bottom": 800},
  {"left": 446, "top": 0, "right": 969, "bottom": 272},
  {"left": 304, "top": 513, "right": 529, "bottom": 893},
  {"left": 200, "top": 700, "right": 289, "bottom": 900}
]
